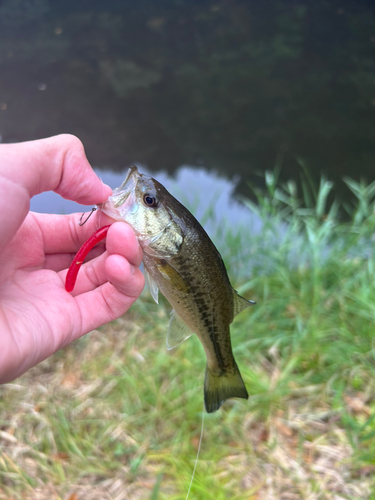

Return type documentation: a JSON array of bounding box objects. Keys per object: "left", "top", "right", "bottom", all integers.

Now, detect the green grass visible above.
[{"left": 1, "top": 171, "right": 375, "bottom": 499}]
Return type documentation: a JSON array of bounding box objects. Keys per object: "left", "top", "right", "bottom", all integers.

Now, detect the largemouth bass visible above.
[{"left": 99, "top": 166, "right": 254, "bottom": 413}]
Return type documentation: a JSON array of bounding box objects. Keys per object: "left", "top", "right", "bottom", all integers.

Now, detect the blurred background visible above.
[{"left": 1, "top": 1, "right": 375, "bottom": 499}]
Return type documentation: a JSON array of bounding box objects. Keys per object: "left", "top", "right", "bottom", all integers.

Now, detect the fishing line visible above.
[{"left": 185, "top": 405, "right": 205, "bottom": 500}]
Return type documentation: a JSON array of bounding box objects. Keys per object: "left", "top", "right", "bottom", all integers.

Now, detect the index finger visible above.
[
  {"left": 0, "top": 134, "right": 112, "bottom": 203},
  {"left": 32, "top": 212, "right": 143, "bottom": 267}
]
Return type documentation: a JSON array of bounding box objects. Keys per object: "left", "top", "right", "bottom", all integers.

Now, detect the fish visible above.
[{"left": 99, "top": 166, "right": 255, "bottom": 413}]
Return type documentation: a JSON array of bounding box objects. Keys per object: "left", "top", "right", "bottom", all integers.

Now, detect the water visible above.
[{"left": 2, "top": 0, "right": 375, "bottom": 202}]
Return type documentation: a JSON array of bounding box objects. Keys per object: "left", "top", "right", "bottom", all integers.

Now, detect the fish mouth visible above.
[
  {"left": 98, "top": 165, "right": 141, "bottom": 220},
  {"left": 112, "top": 165, "right": 139, "bottom": 207},
  {"left": 115, "top": 165, "right": 139, "bottom": 200}
]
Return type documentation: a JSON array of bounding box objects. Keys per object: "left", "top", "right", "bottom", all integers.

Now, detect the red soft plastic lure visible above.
[{"left": 65, "top": 225, "right": 111, "bottom": 292}]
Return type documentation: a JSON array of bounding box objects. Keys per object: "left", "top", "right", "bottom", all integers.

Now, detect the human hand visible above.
[{"left": 0, "top": 134, "right": 144, "bottom": 383}]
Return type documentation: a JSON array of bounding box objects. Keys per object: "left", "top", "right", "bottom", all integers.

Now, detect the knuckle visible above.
[
  {"left": 55, "top": 134, "right": 84, "bottom": 150},
  {"left": 85, "top": 260, "right": 102, "bottom": 287},
  {"left": 68, "top": 216, "right": 81, "bottom": 249}
]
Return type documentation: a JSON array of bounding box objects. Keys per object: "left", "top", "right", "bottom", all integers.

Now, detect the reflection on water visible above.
[{"left": 1, "top": 0, "right": 375, "bottom": 198}]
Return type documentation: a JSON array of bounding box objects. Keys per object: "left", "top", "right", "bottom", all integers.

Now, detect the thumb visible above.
[{"left": 0, "top": 134, "right": 112, "bottom": 253}]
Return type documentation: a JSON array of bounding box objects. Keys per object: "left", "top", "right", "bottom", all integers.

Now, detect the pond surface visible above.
[{"left": 1, "top": 0, "right": 375, "bottom": 200}]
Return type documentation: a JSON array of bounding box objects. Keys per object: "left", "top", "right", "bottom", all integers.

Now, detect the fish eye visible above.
[{"left": 143, "top": 193, "right": 158, "bottom": 207}]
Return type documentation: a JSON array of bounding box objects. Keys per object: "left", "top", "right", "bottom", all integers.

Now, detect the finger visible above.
[
  {"left": 106, "top": 222, "right": 143, "bottom": 267},
  {"left": 33, "top": 212, "right": 139, "bottom": 265},
  {"left": 60, "top": 252, "right": 109, "bottom": 295},
  {"left": 0, "top": 134, "right": 112, "bottom": 253},
  {"left": 59, "top": 222, "right": 143, "bottom": 294},
  {"left": 72, "top": 271, "right": 145, "bottom": 339},
  {"left": 0, "top": 134, "right": 112, "bottom": 202},
  {"left": 105, "top": 254, "right": 145, "bottom": 297},
  {"left": 32, "top": 211, "right": 109, "bottom": 254},
  {"left": 44, "top": 245, "right": 105, "bottom": 272},
  {"left": 59, "top": 229, "right": 142, "bottom": 296}
]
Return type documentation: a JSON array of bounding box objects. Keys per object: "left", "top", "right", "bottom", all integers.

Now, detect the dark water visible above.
[{"left": 1, "top": 0, "right": 375, "bottom": 198}]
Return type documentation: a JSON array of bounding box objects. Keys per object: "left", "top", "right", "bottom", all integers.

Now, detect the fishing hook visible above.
[{"left": 79, "top": 207, "right": 97, "bottom": 226}]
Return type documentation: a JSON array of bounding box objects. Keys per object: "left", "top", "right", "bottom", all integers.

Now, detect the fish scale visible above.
[{"left": 99, "top": 166, "right": 255, "bottom": 413}]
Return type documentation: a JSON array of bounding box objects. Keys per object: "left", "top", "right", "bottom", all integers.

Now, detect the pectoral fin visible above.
[
  {"left": 144, "top": 266, "right": 159, "bottom": 304},
  {"left": 156, "top": 259, "right": 190, "bottom": 294},
  {"left": 167, "top": 310, "right": 194, "bottom": 350},
  {"left": 233, "top": 290, "right": 256, "bottom": 318}
]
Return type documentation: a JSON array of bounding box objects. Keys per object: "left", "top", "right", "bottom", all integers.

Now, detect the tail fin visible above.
[{"left": 204, "top": 364, "right": 248, "bottom": 413}]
